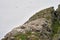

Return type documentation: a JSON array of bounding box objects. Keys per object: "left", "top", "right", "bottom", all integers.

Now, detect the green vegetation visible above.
[
  {"left": 14, "top": 33, "right": 27, "bottom": 40},
  {"left": 57, "top": 27, "right": 60, "bottom": 33},
  {"left": 51, "top": 19, "right": 60, "bottom": 37},
  {"left": 14, "top": 31, "right": 41, "bottom": 40}
]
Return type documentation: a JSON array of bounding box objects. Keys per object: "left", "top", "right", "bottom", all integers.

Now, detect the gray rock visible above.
[{"left": 2, "top": 5, "right": 60, "bottom": 40}]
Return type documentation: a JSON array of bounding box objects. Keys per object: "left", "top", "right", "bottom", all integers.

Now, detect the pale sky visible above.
[{"left": 0, "top": 0, "right": 60, "bottom": 39}]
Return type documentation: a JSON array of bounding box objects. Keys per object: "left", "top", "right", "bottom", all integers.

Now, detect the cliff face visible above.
[{"left": 2, "top": 5, "right": 60, "bottom": 40}]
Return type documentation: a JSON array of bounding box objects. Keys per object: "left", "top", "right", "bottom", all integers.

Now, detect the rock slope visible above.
[{"left": 2, "top": 5, "right": 60, "bottom": 40}]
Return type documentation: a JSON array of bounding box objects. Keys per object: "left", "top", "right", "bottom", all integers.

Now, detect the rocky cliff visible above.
[{"left": 2, "top": 5, "right": 60, "bottom": 40}]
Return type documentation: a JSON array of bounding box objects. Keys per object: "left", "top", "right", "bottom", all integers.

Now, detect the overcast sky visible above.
[{"left": 0, "top": 0, "right": 60, "bottom": 39}]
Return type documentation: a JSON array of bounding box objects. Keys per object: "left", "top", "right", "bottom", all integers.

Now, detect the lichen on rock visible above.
[{"left": 2, "top": 4, "right": 60, "bottom": 40}]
